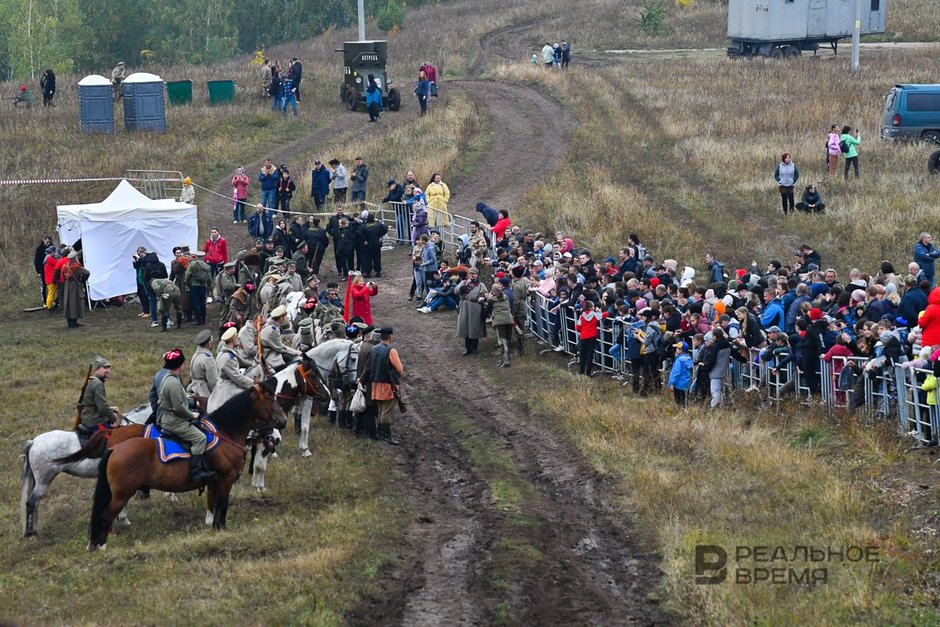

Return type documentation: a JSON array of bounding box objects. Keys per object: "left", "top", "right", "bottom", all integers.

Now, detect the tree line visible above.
[{"left": 0, "top": 0, "right": 412, "bottom": 80}]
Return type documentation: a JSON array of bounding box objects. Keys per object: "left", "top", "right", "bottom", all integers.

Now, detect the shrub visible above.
[
  {"left": 377, "top": 1, "right": 407, "bottom": 33},
  {"left": 636, "top": 0, "right": 668, "bottom": 36}
]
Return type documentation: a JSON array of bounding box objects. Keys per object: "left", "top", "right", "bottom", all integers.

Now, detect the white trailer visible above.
[{"left": 727, "top": 0, "right": 886, "bottom": 58}]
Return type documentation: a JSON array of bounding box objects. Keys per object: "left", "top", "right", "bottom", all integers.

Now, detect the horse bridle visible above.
[
  {"left": 216, "top": 382, "right": 281, "bottom": 451},
  {"left": 275, "top": 363, "right": 328, "bottom": 405}
]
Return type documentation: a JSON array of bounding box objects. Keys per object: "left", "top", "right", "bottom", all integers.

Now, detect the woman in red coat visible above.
[
  {"left": 349, "top": 275, "right": 379, "bottom": 326},
  {"left": 918, "top": 287, "right": 940, "bottom": 349}
]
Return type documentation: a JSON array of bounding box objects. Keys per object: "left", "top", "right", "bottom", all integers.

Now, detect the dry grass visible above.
[{"left": 490, "top": 357, "right": 938, "bottom": 624}]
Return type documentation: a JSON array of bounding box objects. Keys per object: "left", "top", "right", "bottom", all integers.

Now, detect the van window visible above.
[
  {"left": 907, "top": 93, "right": 940, "bottom": 112},
  {"left": 871, "top": 0, "right": 879, "bottom": 10},
  {"left": 884, "top": 90, "right": 896, "bottom": 111}
]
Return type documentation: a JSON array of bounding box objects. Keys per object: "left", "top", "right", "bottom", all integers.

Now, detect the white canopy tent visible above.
[{"left": 56, "top": 180, "right": 198, "bottom": 301}]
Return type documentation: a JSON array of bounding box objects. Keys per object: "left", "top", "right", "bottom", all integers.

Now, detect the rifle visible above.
[
  {"left": 256, "top": 315, "right": 269, "bottom": 377},
  {"left": 74, "top": 364, "right": 93, "bottom": 428}
]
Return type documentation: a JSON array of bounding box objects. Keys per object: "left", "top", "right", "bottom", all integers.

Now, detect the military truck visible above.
[{"left": 336, "top": 40, "right": 401, "bottom": 112}]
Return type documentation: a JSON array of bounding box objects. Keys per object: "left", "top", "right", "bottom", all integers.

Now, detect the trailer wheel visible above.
[
  {"left": 387, "top": 88, "right": 401, "bottom": 112},
  {"left": 929, "top": 150, "right": 940, "bottom": 175},
  {"left": 770, "top": 46, "right": 784, "bottom": 59},
  {"left": 345, "top": 89, "right": 358, "bottom": 111},
  {"left": 785, "top": 46, "right": 801, "bottom": 58}
]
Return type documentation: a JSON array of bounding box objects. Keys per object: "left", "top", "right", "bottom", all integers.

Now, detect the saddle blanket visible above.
[{"left": 144, "top": 419, "right": 221, "bottom": 463}]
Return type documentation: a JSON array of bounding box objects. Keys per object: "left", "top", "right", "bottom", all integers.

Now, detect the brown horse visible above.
[
  {"left": 88, "top": 381, "right": 284, "bottom": 550},
  {"left": 59, "top": 360, "right": 329, "bottom": 465}
]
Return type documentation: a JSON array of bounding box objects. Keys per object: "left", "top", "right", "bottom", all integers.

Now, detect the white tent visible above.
[{"left": 56, "top": 180, "right": 198, "bottom": 301}]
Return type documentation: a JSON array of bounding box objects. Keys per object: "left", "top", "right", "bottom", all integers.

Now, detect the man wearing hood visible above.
[
  {"left": 800, "top": 308, "right": 829, "bottom": 394},
  {"left": 475, "top": 202, "right": 500, "bottom": 227}
]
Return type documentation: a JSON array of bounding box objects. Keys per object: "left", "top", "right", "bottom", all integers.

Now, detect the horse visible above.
[
  {"left": 303, "top": 338, "right": 360, "bottom": 451},
  {"left": 88, "top": 380, "right": 284, "bottom": 550},
  {"left": 19, "top": 404, "right": 150, "bottom": 537}
]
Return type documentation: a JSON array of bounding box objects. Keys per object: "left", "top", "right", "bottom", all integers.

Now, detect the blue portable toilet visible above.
[
  {"left": 78, "top": 74, "right": 114, "bottom": 134},
  {"left": 122, "top": 72, "right": 166, "bottom": 132}
]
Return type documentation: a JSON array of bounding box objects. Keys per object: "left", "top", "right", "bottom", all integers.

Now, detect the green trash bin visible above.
[
  {"left": 166, "top": 80, "right": 192, "bottom": 105},
  {"left": 207, "top": 80, "right": 236, "bottom": 105}
]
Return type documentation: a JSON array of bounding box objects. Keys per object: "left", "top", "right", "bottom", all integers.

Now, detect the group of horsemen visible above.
[{"left": 78, "top": 240, "right": 404, "bottom": 481}]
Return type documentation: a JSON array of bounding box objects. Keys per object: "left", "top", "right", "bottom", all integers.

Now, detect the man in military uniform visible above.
[
  {"left": 260, "top": 305, "right": 302, "bottom": 368},
  {"left": 303, "top": 275, "right": 320, "bottom": 300},
  {"left": 238, "top": 316, "right": 262, "bottom": 365},
  {"left": 359, "top": 212, "right": 389, "bottom": 278},
  {"left": 218, "top": 261, "right": 239, "bottom": 321},
  {"left": 291, "top": 243, "right": 309, "bottom": 282},
  {"left": 370, "top": 327, "right": 404, "bottom": 445},
  {"left": 208, "top": 327, "right": 256, "bottom": 413},
  {"left": 184, "top": 250, "right": 212, "bottom": 326},
  {"left": 264, "top": 246, "right": 287, "bottom": 274},
  {"left": 156, "top": 349, "right": 214, "bottom": 482},
  {"left": 151, "top": 276, "right": 182, "bottom": 331},
  {"left": 78, "top": 356, "right": 121, "bottom": 436},
  {"left": 284, "top": 261, "right": 303, "bottom": 292},
  {"left": 188, "top": 329, "right": 219, "bottom": 400}
]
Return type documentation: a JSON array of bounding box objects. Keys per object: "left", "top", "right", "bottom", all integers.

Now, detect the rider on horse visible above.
[
  {"left": 78, "top": 356, "right": 121, "bottom": 437},
  {"left": 260, "top": 305, "right": 302, "bottom": 368},
  {"left": 156, "top": 349, "right": 215, "bottom": 482}
]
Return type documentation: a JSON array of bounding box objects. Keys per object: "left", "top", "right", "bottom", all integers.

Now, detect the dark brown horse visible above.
[
  {"left": 88, "top": 381, "right": 284, "bottom": 550},
  {"left": 59, "top": 360, "right": 328, "bottom": 465}
]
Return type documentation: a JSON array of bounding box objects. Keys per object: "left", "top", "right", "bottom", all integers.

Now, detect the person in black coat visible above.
[
  {"left": 899, "top": 279, "right": 929, "bottom": 329},
  {"left": 475, "top": 202, "right": 500, "bottom": 227},
  {"left": 310, "top": 161, "right": 331, "bottom": 210},
  {"left": 40, "top": 69, "right": 55, "bottom": 106},
  {"left": 276, "top": 169, "right": 296, "bottom": 219},
  {"left": 34, "top": 235, "right": 52, "bottom": 305},
  {"left": 800, "top": 309, "right": 828, "bottom": 394},
  {"left": 333, "top": 218, "right": 356, "bottom": 276},
  {"left": 304, "top": 217, "right": 329, "bottom": 277},
  {"left": 795, "top": 184, "right": 826, "bottom": 213},
  {"left": 359, "top": 212, "right": 390, "bottom": 277}
]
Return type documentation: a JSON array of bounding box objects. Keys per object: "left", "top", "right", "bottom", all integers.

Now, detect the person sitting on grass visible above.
[{"left": 795, "top": 184, "right": 826, "bottom": 214}]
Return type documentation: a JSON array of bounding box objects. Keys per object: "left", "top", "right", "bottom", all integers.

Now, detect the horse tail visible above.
[
  {"left": 54, "top": 430, "right": 110, "bottom": 464},
  {"left": 88, "top": 449, "right": 113, "bottom": 549},
  {"left": 19, "top": 440, "right": 35, "bottom": 536}
]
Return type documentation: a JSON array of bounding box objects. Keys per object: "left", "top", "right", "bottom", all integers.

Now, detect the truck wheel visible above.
[
  {"left": 387, "top": 88, "right": 401, "bottom": 112},
  {"left": 929, "top": 150, "right": 940, "bottom": 175},
  {"left": 786, "top": 46, "right": 801, "bottom": 58},
  {"left": 770, "top": 46, "right": 784, "bottom": 59},
  {"left": 923, "top": 130, "right": 940, "bottom": 144},
  {"left": 345, "top": 89, "right": 358, "bottom": 111}
]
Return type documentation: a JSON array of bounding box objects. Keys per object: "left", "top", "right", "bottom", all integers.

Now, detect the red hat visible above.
[
  {"left": 303, "top": 297, "right": 317, "bottom": 310},
  {"left": 808, "top": 308, "right": 823, "bottom": 321},
  {"left": 163, "top": 348, "right": 185, "bottom": 369},
  {"left": 650, "top": 277, "right": 660, "bottom": 288},
  {"left": 495, "top": 271, "right": 505, "bottom": 279},
  {"left": 221, "top": 321, "right": 237, "bottom": 329},
  {"left": 19, "top": 85, "right": 26, "bottom": 91},
  {"left": 735, "top": 269, "right": 747, "bottom": 279}
]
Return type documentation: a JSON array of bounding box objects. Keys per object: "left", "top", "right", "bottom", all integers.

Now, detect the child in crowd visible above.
[{"left": 668, "top": 341, "right": 693, "bottom": 406}]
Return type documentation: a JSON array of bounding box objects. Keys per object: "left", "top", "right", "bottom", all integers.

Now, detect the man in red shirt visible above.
[
  {"left": 575, "top": 300, "right": 608, "bottom": 377},
  {"left": 203, "top": 227, "right": 228, "bottom": 278}
]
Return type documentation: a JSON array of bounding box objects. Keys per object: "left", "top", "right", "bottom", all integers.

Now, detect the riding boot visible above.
[
  {"left": 374, "top": 423, "right": 385, "bottom": 441},
  {"left": 160, "top": 315, "right": 169, "bottom": 332},
  {"left": 176, "top": 312, "right": 183, "bottom": 330},
  {"left": 353, "top": 412, "right": 363, "bottom": 436},
  {"left": 189, "top": 454, "right": 215, "bottom": 482},
  {"left": 501, "top": 347, "right": 511, "bottom": 368},
  {"left": 328, "top": 409, "right": 336, "bottom": 424},
  {"left": 462, "top": 338, "right": 473, "bottom": 356},
  {"left": 366, "top": 411, "right": 377, "bottom": 439},
  {"left": 384, "top": 424, "right": 400, "bottom": 446}
]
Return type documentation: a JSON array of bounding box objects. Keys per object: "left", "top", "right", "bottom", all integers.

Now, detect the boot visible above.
[
  {"left": 293, "top": 412, "right": 301, "bottom": 436},
  {"left": 383, "top": 424, "right": 400, "bottom": 446},
  {"left": 353, "top": 413, "right": 364, "bottom": 437},
  {"left": 501, "top": 349, "right": 511, "bottom": 368},
  {"left": 373, "top": 422, "right": 384, "bottom": 441},
  {"left": 189, "top": 454, "right": 215, "bottom": 482},
  {"left": 328, "top": 409, "right": 336, "bottom": 424},
  {"left": 160, "top": 316, "right": 168, "bottom": 332},
  {"left": 176, "top": 312, "right": 183, "bottom": 330}
]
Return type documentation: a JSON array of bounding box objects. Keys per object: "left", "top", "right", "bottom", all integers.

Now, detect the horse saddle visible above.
[
  {"left": 76, "top": 423, "right": 108, "bottom": 446},
  {"left": 144, "top": 419, "right": 221, "bottom": 463}
]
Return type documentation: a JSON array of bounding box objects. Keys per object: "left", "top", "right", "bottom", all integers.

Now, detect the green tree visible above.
[{"left": 376, "top": 0, "right": 406, "bottom": 33}]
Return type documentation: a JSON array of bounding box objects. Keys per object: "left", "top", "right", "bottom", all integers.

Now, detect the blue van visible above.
[{"left": 882, "top": 84, "right": 940, "bottom": 141}]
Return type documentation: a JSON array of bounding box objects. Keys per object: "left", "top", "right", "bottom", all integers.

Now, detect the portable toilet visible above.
[
  {"left": 78, "top": 74, "right": 114, "bottom": 134},
  {"left": 122, "top": 72, "right": 166, "bottom": 132}
]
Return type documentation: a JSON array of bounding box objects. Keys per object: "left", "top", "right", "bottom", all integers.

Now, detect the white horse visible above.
[
  {"left": 301, "top": 338, "right": 360, "bottom": 455},
  {"left": 20, "top": 405, "right": 150, "bottom": 537}
]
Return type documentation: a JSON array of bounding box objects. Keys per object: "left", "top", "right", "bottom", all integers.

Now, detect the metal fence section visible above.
[
  {"left": 125, "top": 169, "right": 184, "bottom": 200},
  {"left": 517, "top": 292, "right": 937, "bottom": 447}
]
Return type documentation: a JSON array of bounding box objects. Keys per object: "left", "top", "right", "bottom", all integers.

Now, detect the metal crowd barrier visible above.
[{"left": 520, "top": 293, "right": 938, "bottom": 447}]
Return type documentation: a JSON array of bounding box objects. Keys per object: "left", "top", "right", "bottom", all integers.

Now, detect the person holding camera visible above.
[
  {"left": 840, "top": 125, "right": 861, "bottom": 180},
  {"left": 349, "top": 274, "right": 379, "bottom": 326},
  {"left": 455, "top": 268, "right": 487, "bottom": 355}
]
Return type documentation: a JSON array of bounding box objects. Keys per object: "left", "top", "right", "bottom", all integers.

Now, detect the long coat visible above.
[
  {"left": 207, "top": 349, "right": 255, "bottom": 413},
  {"left": 455, "top": 280, "right": 487, "bottom": 339},
  {"left": 62, "top": 262, "right": 90, "bottom": 320}
]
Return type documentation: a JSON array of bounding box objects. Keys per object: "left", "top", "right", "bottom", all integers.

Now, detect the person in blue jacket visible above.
[
  {"left": 415, "top": 70, "right": 431, "bottom": 116},
  {"left": 760, "top": 287, "right": 785, "bottom": 329},
  {"left": 310, "top": 160, "right": 331, "bottom": 210},
  {"left": 475, "top": 202, "right": 500, "bottom": 228},
  {"left": 914, "top": 232, "right": 940, "bottom": 288},
  {"left": 365, "top": 74, "right": 383, "bottom": 122},
  {"left": 247, "top": 203, "right": 273, "bottom": 240},
  {"left": 258, "top": 159, "right": 280, "bottom": 215},
  {"left": 668, "top": 342, "right": 693, "bottom": 406}
]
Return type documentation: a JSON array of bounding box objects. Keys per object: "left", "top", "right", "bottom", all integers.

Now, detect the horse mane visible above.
[{"left": 208, "top": 380, "right": 275, "bottom": 434}]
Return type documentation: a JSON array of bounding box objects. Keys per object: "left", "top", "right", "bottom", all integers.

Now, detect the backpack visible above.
[
  {"left": 190, "top": 261, "right": 210, "bottom": 284},
  {"left": 839, "top": 139, "right": 849, "bottom": 154}
]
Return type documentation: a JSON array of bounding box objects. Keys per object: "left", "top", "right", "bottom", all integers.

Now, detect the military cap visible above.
[
  {"left": 274, "top": 246, "right": 285, "bottom": 253},
  {"left": 377, "top": 327, "right": 393, "bottom": 336},
  {"left": 194, "top": 329, "right": 212, "bottom": 346},
  {"left": 224, "top": 261, "right": 237, "bottom": 269},
  {"left": 192, "top": 250, "right": 206, "bottom": 257},
  {"left": 270, "top": 305, "right": 287, "bottom": 318},
  {"left": 68, "top": 250, "right": 80, "bottom": 259},
  {"left": 92, "top": 356, "right": 111, "bottom": 370},
  {"left": 221, "top": 327, "right": 238, "bottom": 342}
]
